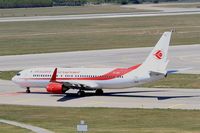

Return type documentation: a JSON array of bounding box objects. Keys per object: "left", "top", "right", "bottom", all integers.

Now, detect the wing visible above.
[
  {"left": 46, "top": 68, "right": 101, "bottom": 94},
  {"left": 63, "top": 80, "right": 100, "bottom": 90}
]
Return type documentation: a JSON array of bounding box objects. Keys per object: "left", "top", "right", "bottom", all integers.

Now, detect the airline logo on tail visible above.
[{"left": 154, "top": 50, "right": 163, "bottom": 60}]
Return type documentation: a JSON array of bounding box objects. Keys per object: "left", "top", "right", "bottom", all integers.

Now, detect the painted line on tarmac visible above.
[{"left": 0, "top": 119, "right": 54, "bottom": 133}]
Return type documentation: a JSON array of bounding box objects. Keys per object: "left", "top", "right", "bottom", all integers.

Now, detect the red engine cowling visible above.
[{"left": 46, "top": 82, "right": 64, "bottom": 94}]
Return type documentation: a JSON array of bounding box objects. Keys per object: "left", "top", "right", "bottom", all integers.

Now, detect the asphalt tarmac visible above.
[
  {"left": 0, "top": 79, "right": 200, "bottom": 109},
  {"left": 0, "top": 44, "right": 200, "bottom": 109},
  {"left": 0, "top": 3, "right": 200, "bottom": 22},
  {"left": 0, "top": 11, "right": 199, "bottom": 23},
  {"left": 0, "top": 44, "right": 199, "bottom": 74}
]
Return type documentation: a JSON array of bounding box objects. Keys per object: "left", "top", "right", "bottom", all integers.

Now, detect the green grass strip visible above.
[{"left": 0, "top": 105, "right": 200, "bottom": 133}]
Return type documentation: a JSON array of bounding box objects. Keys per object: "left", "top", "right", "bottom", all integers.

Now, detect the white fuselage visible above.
[{"left": 12, "top": 65, "right": 164, "bottom": 89}]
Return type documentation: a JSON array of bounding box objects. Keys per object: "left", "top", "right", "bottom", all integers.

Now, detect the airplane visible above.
[{"left": 12, "top": 31, "right": 173, "bottom": 96}]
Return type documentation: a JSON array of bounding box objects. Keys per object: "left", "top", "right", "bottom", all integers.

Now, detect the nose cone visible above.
[
  {"left": 11, "top": 76, "right": 17, "bottom": 83},
  {"left": 12, "top": 75, "right": 26, "bottom": 87}
]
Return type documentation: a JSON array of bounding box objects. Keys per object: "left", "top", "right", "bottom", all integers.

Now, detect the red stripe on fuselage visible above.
[{"left": 24, "top": 64, "right": 141, "bottom": 81}]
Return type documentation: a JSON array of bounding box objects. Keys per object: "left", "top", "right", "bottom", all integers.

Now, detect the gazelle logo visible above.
[{"left": 154, "top": 50, "right": 163, "bottom": 59}]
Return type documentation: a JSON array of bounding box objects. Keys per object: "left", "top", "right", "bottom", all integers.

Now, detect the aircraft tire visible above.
[
  {"left": 26, "top": 87, "right": 30, "bottom": 93},
  {"left": 77, "top": 90, "right": 85, "bottom": 97},
  {"left": 95, "top": 89, "right": 103, "bottom": 95}
]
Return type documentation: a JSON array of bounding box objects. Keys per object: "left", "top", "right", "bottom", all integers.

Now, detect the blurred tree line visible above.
[
  {"left": 0, "top": 0, "right": 190, "bottom": 8},
  {"left": 53, "top": 0, "right": 179, "bottom": 6},
  {"left": 0, "top": 0, "right": 53, "bottom": 8}
]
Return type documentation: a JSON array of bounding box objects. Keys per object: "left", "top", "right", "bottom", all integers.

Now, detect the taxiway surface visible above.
[
  {"left": 0, "top": 3, "right": 200, "bottom": 22},
  {"left": 0, "top": 11, "right": 199, "bottom": 22},
  {"left": 0, "top": 79, "right": 200, "bottom": 109},
  {"left": 0, "top": 44, "right": 200, "bottom": 109},
  {"left": 0, "top": 44, "right": 199, "bottom": 74}
]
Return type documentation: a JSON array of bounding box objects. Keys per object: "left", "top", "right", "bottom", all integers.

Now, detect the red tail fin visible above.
[{"left": 50, "top": 68, "right": 57, "bottom": 82}]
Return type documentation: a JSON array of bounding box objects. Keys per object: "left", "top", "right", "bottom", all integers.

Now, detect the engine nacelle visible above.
[{"left": 46, "top": 82, "right": 65, "bottom": 94}]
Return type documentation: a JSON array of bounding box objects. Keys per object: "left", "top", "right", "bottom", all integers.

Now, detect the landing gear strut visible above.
[
  {"left": 95, "top": 89, "right": 103, "bottom": 95},
  {"left": 26, "top": 87, "right": 30, "bottom": 93}
]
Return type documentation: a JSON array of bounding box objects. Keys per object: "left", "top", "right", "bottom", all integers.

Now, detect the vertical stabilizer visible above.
[{"left": 139, "top": 31, "right": 172, "bottom": 74}]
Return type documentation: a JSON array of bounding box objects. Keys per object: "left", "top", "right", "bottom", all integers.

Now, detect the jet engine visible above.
[{"left": 46, "top": 82, "right": 68, "bottom": 94}]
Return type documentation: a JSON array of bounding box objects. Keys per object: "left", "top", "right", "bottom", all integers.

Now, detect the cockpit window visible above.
[{"left": 16, "top": 73, "right": 21, "bottom": 76}]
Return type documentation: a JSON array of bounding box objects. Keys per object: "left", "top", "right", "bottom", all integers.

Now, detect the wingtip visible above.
[{"left": 171, "top": 28, "right": 176, "bottom": 33}]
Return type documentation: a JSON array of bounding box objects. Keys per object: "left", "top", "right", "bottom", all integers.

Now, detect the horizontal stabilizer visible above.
[
  {"left": 167, "top": 67, "right": 192, "bottom": 74},
  {"left": 149, "top": 71, "right": 166, "bottom": 77}
]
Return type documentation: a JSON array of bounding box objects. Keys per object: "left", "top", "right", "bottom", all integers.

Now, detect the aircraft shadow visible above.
[
  {"left": 56, "top": 90, "right": 200, "bottom": 102},
  {"left": 19, "top": 91, "right": 49, "bottom": 94}
]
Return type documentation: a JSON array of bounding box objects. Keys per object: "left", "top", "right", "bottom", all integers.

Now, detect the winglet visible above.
[{"left": 50, "top": 68, "right": 57, "bottom": 82}]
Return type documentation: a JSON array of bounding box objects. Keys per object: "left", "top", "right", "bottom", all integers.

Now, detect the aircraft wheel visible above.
[
  {"left": 26, "top": 87, "right": 30, "bottom": 93},
  {"left": 95, "top": 89, "right": 103, "bottom": 95},
  {"left": 77, "top": 90, "right": 85, "bottom": 97}
]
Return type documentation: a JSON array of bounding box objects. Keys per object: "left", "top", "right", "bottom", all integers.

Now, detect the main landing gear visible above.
[
  {"left": 76, "top": 89, "right": 104, "bottom": 97},
  {"left": 26, "top": 87, "right": 31, "bottom": 93},
  {"left": 95, "top": 89, "right": 104, "bottom": 95},
  {"left": 77, "top": 90, "right": 85, "bottom": 97}
]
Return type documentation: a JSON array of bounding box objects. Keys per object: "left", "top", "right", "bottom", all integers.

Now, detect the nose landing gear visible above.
[{"left": 26, "top": 87, "right": 30, "bottom": 93}]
